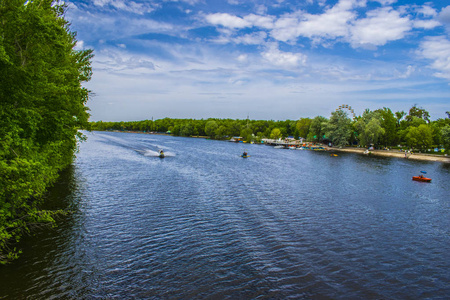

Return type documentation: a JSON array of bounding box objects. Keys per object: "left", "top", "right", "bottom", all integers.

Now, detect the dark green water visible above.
[{"left": 1, "top": 131, "right": 449, "bottom": 299}]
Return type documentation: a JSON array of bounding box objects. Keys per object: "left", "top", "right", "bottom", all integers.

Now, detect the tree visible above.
[
  {"left": 395, "top": 110, "right": 406, "bottom": 127},
  {"left": 309, "top": 116, "right": 328, "bottom": 142},
  {"left": 296, "top": 118, "right": 312, "bottom": 139},
  {"left": 204, "top": 120, "right": 218, "bottom": 138},
  {"left": 375, "top": 107, "right": 397, "bottom": 146},
  {"left": 354, "top": 110, "right": 385, "bottom": 147},
  {"left": 325, "top": 110, "right": 352, "bottom": 147},
  {"left": 270, "top": 128, "right": 282, "bottom": 140},
  {"left": 0, "top": 0, "right": 93, "bottom": 263},
  {"left": 442, "top": 125, "right": 450, "bottom": 153},
  {"left": 406, "top": 105, "right": 430, "bottom": 123},
  {"left": 405, "top": 124, "right": 433, "bottom": 150}
]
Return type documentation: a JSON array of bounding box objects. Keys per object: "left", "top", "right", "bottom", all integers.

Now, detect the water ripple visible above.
[{"left": 1, "top": 131, "right": 449, "bottom": 299}]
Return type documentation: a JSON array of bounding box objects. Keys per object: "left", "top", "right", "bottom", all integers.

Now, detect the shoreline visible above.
[
  {"left": 326, "top": 147, "right": 450, "bottom": 163},
  {"left": 95, "top": 130, "right": 450, "bottom": 163}
]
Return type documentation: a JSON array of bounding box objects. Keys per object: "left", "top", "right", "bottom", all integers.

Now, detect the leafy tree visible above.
[
  {"left": 309, "top": 116, "right": 328, "bottom": 142},
  {"left": 0, "top": 0, "right": 93, "bottom": 263},
  {"left": 405, "top": 124, "right": 433, "bottom": 150},
  {"left": 375, "top": 107, "right": 397, "bottom": 146},
  {"left": 325, "top": 110, "right": 352, "bottom": 147},
  {"left": 441, "top": 125, "right": 450, "bottom": 153},
  {"left": 395, "top": 110, "right": 406, "bottom": 126},
  {"left": 240, "top": 127, "right": 253, "bottom": 142},
  {"left": 204, "top": 120, "right": 218, "bottom": 138},
  {"left": 270, "top": 128, "right": 282, "bottom": 140},
  {"left": 354, "top": 110, "right": 385, "bottom": 147},
  {"left": 296, "top": 118, "right": 312, "bottom": 139},
  {"left": 406, "top": 105, "right": 430, "bottom": 123}
]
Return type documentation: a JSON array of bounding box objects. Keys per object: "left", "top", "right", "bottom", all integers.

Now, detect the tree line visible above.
[
  {"left": 0, "top": 0, "right": 93, "bottom": 263},
  {"left": 90, "top": 106, "right": 450, "bottom": 153}
]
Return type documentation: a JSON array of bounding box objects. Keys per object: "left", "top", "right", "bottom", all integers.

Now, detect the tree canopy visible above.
[{"left": 0, "top": 0, "right": 93, "bottom": 263}]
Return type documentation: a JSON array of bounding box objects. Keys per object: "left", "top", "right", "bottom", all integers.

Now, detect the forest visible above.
[
  {"left": 91, "top": 106, "right": 450, "bottom": 154},
  {"left": 0, "top": 0, "right": 93, "bottom": 263}
]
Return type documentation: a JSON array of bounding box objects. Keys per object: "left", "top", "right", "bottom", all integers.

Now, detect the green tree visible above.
[
  {"left": 0, "top": 0, "right": 93, "bottom": 263},
  {"left": 375, "top": 107, "right": 397, "bottom": 146},
  {"left": 270, "top": 128, "right": 282, "bottom": 140},
  {"left": 296, "top": 118, "right": 312, "bottom": 139},
  {"left": 205, "top": 120, "right": 218, "bottom": 138},
  {"left": 325, "top": 110, "right": 352, "bottom": 147},
  {"left": 406, "top": 105, "right": 430, "bottom": 123},
  {"left": 406, "top": 124, "right": 433, "bottom": 150},
  {"left": 441, "top": 125, "right": 450, "bottom": 153},
  {"left": 309, "top": 116, "right": 328, "bottom": 142},
  {"left": 354, "top": 110, "right": 385, "bottom": 147}
]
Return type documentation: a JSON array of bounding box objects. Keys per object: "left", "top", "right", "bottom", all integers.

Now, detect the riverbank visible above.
[
  {"left": 99, "top": 131, "right": 450, "bottom": 163},
  {"left": 326, "top": 147, "right": 450, "bottom": 163}
]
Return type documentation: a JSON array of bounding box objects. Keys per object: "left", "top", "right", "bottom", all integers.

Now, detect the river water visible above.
[{"left": 1, "top": 131, "right": 449, "bottom": 299}]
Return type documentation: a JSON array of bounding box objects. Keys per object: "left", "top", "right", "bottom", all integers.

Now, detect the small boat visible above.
[
  {"left": 159, "top": 150, "right": 165, "bottom": 158},
  {"left": 412, "top": 171, "right": 431, "bottom": 182},
  {"left": 330, "top": 154, "right": 338, "bottom": 157},
  {"left": 412, "top": 176, "right": 431, "bottom": 182},
  {"left": 312, "top": 146, "right": 325, "bottom": 151},
  {"left": 241, "top": 152, "right": 249, "bottom": 158}
]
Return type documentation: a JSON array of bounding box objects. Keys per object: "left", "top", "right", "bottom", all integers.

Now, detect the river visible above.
[{"left": 1, "top": 131, "right": 449, "bottom": 299}]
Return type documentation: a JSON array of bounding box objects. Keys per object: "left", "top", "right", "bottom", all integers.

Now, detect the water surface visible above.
[{"left": 1, "top": 131, "right": 449, "bottom": 299}]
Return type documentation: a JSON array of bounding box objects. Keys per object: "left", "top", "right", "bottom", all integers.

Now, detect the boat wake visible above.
[{"left": 141, "top": 149, "right": 176, "bottom": 157}]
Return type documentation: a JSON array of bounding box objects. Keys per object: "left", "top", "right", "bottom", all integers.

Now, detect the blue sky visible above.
[{"left": 67, "top": 0, "right": 450, "bottom": 121}]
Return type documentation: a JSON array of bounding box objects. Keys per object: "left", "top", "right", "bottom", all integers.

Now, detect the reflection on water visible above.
[{"left": 1, "top": 131, "right": 449, "bottom": 299}]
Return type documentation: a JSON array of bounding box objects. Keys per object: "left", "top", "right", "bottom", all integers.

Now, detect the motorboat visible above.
[
  {"left": 412, "top": 175, "right": 431, "bottom": 182},
  {"left": 412, "top": 171, "right": 431, "bottom": 182},
  {"left": 159, "top": 150, "right": 165, "bottom": 158}
]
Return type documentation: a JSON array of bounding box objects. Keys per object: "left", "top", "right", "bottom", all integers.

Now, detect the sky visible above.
[{"left": 66, "top": 0, "right": 450, "bottom": 122}]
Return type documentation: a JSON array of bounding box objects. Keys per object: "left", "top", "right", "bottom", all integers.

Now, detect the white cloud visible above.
[
  {"left": 372, "top": 0, "right": 397, "bottom": 5},
  {"left": 261, "top": 43, "right": 307, "bottom": 68},
  {"left": 416, "top": 5, "right": 438, "bottom": 17},
  {"left": 438, "top": 6, "right": 450, "bottom": 25},
  {"left": 92, "top": 0, "right": 156, "bottom": 14},
  {"left": 74, "top": 40, "right": 85, "bottom": 50},
  {"left": 271, "top": 0, "right": 362, "bottom": 43},
  {"left": 233, "top": 31, "right": 267, "bottom": 45},
  {"left": 350, "top": 7, "right": 411, "bottom": 47},
  {"left": 205, "top": 13, "right": 251, "bottom": 28},
  {"left": 94, "top": 49, "right": 156, "bottom": 73},
  {"left": 413, "top": 19, "right": 440, "bottom": 29},
  {"left": 243, "top": 14, "right": 275, "bottom": 29},
  {"left": 419, "top": 36, "right": 450, "bottom": 80},
  {"left": 237, "top": 54, "right": 248, "bottom": 62}
]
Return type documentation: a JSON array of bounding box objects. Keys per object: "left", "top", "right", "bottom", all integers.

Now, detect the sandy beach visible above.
[{"left": 326, "top": 147, "right": 450, "bottom": 163}]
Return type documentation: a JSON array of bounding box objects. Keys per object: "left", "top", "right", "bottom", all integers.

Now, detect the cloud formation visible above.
[
  {"left": 419, "top": 36, "right": 450, "bottom": 80},
  {"left": 66, "top": 0, "right": 450, "bottom": 121}
]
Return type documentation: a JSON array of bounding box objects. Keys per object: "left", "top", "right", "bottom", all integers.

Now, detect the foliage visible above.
[
  {"left": 441, "top": 125, "right": 450, "bottom": 153},
  {"left": 406, "top": 105, "right": 430, "bottom": 123},
  {"left": 89, "top": 105, "right": 448, "bottom": 154},
  {"left": 354, "top": 109, "right": 385, "bottom": 147},
  {"left": 325, "top": 110, "right": 352, "bottom": 147},
  {"left": 0, "top": 0, "right": 92, "bottom": 263},
  {"left": 308, "top": 116, "right": 328, "bottom": 142},
  {"left": 296, "top": 118, "right": 311, "bottom": 139},
  {"left": 270, "top": 128, "right": 282, "bottom": 140},
  {"left": 405, "top": 124, "right": 434, "bottom": 150},
  {"left": 375, "top": 107, "right": 397, "bottom": 146}
]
